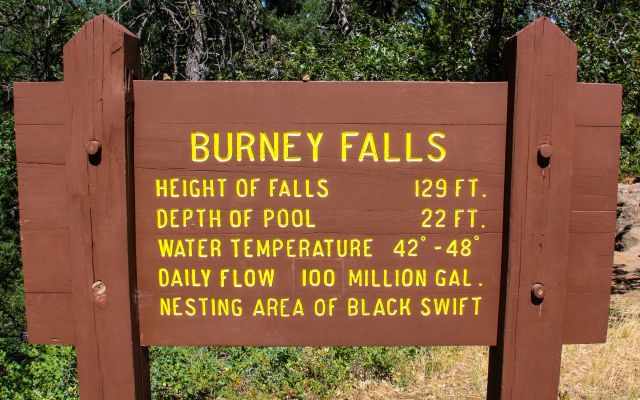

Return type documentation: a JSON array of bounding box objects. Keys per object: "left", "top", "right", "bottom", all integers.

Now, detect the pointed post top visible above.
[
  {"left": 64, "top": 14, "right": 137, "bottom": 53},
  {"left": 85, "top": 14, "right": 137, "bottom": 38},
  {"left": 510, "top": 16, "right": 576, "bottom": 49}
]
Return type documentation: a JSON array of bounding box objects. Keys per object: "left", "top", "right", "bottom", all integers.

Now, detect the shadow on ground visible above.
[{"left": 612, "top": 264, "right": 640, "bottom": 294}]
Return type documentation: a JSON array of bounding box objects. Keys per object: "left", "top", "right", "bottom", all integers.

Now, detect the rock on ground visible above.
[{"left": 614, "top": 183, "right": 640, "bottom": 293}]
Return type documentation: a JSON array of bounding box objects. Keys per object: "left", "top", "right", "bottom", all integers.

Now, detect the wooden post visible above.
[
  {"left": 64, "top": 16, "right": 150, "bottom": 399},
  {"left": 488, "top": 17, "right": 577, "bottom": 399}
]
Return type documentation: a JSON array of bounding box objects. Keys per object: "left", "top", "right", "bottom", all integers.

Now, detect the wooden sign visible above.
[
  {"left": 134, "top": 80, "right": 506, "bottom": 346},
  {"left": 14, "top": 15, "right": 621, "bottom": 400}
]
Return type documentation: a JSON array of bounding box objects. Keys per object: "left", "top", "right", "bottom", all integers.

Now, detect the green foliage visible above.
[
  {"left": 244, "top": 15, "right": 428, "bottom": 80},
  {"left": 0, "top": 343, "right": 77, "bottom": 400},
  {"left": 116, "top": 0, "right": 263, "bottom": 80},
  {"left": 620, "top": 113, "right": 640, "bottom": 176},
  {"left": 150, "top": 346, "right": 428, "bottom": 399},
  {"left": 535, "top": 1, "right": 640, "bottom": 175},
  {"left": 576, "top": 4, "right": 640, "bottom": 177},
  {"left": 0, "top": 112, "right": 21, "bottom": 339},
  {"left": 0, "top": 1, "right": 91, "bottom": 108}
]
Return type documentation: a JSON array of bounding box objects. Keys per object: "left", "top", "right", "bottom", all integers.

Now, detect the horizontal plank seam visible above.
[
  {"left": 17, "top": 161, "right": 66, "bottom": 167},
  {"left": 25, "top": 291, "right": 72, "bottom": 295},
  {"left": 136, "top": 230, "right": 504, "bottom": 235},
  {"left": 133, "top": 81, "right": 509, "bottom": 86},
  {"left": 133, "top": 166, "right": 506, "bottom": 175},
  {"left": 19, "top": 227, "right": 69, "bottom": 232},
  {"left": 137, "top": 122, "right": 509, "bottom": 126},
  {"left": 571, "top": 210, "right": 615, "bottom": 214},
  {"left": 576, "top": 124, "right": 621, "bottom": 127},
  {"left": 15, "top": 123, "right": 65, "bottom": 127},
  {"left": 15, "top": 123, "right": 64, "bottom": 126}
]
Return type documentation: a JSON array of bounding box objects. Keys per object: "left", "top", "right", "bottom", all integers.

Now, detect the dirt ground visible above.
[{"left": 613, "top": 244, "right": 640, "bottom": 294}]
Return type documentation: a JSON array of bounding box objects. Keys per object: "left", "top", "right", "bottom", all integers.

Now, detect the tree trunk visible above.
[{"left": 186, "top": 0, "right": 207, "bottom": 80}]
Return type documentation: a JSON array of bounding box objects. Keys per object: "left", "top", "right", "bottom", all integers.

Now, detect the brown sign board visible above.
[
  {"left": 134, "top": 80, "right": 507, "bottom": 346},
  {"left": 14, "top": 15, "right": 621, "bottom": 400}
]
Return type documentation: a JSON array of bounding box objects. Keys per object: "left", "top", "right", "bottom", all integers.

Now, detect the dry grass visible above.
[
  {"left": 558, "top": 292, "right": 640, "bottom": 400},
  {"left": 342, "top": 292, "right": 640, "bottom": 400}
]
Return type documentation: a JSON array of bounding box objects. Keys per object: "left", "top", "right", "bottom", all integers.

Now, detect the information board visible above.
[{"left": 134, "top": 82, "right": 507, "bottom": 345}]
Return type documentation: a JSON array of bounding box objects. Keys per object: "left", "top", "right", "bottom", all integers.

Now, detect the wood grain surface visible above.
[
  {"left": 15, "top": 74, "right": 620, "bottom": 348},
  {"left": 132, "top": 80, "right": 509, "bottom": 346},
  {"left": 63, "top": 15, "right": 149, "bottom": 400},
  {"left": 487, "top": 17, "right": 584, "bottom": 400}
]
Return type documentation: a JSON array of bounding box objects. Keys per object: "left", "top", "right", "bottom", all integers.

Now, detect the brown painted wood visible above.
[
  {"left": 16, "top": 164, "right": 69, "bottom": 230},
  {"left": 488, "top": 17, "right": 578, "bottom": 399},
  {"left": 63, "top": 15, "right": 149, "bottom": 399},
  {"left": 13, "top": 82, "right": 66, "bottom": 126},
  {"left": 20, "top": 228, "right": 71, "bottom": 293},
  {"left": 563, "top": 232, "right": 613, "bottom": 343},
  {"left": 563, "top": 86, "right": 621, "bottom": 343},
  {"left": 575, "top": 83, "right": 623, "bottom": 127},
  {"left": 24, "top": 293, "right": 75, "bottom": 344},
  {"left": 14, "top": 82, "right": 74, "bottom": 344},
  {"left": 13, "top": 80, "right": 620, "bottom": 348},
  {"left": 133, "top": 80, "right": 508, "bottom": 346},
  {"left": 134, "top": 81, "right": 508, "bottom": 125},
  {"left": 14, "top": 125, "right": 67, "bottom": 165}
]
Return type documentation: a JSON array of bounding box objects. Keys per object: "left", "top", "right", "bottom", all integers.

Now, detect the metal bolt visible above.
[
  {"left": 538, "top": 143, "right": 552, "bottom": 159},
  {"left": 85, "top": 140, "right": 102, "bottom": 156},
  {"left": 531, "top": 283, "right": 545, "bottom": 302},
  {"left": 91, "top": 280, "right": 106, "bottom": 296},
  {"left": 537, "top": 143, "right": 552, "bottom": 168}
]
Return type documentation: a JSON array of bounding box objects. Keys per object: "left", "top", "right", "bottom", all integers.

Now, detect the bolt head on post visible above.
[
  {"left": 531, "top": 283, "right": 545, "bottom": 305},
  {"left": 537, "top": 143, "right": 552, "bottom": 168},
  {"left": 91, "top": 280, "right": 107, "bottom": 306},
  {"left": 85, "top": 140, "right": 102, "bottom": 156}
]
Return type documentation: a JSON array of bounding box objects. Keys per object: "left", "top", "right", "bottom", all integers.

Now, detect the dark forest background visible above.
[{"left": 1, "top": 1, "right": 638, "bottom": 398}]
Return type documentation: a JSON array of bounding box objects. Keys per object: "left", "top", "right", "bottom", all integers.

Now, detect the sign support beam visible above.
[
  {"left": 64, "top": 15, "right": 149, "bottom": 399},
  {"left": 488, "top": 17, "right": 577, "bottom": 400}
]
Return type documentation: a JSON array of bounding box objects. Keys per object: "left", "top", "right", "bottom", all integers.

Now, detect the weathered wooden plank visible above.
[
  {"left": 13, "top": 82, "right": 66, "bottom": 126},
  {"left": 139, "top": 292, "right": 503, "bottom": 346},
  {"left": 21, "top": 228, "right": 71, "bottom": 293},
  {"left": 570, "top": 211, "right": 616, "bottom": 233},
  {"left": 136, "top": 231, "right": 503, "bottom": 291},
  {"left": 134, "top": 124, "right": 506, "bottom": 174},
  {"left": 134, "top": 81, "right": 508, "bottom": 126},
  {"left": 14, "top": 125, "right": 68, "bottom": 165},
  {"left": 64, "top": 15, "right": 149, "bottom": 400},
  {"left": 563, "top": 94, "right": 620, "bottom": 344},
  {"left": 567, "top": 233, "right": 614, "bottom": 291},
  {"left": 563, "top": 231, "right": 612, "bottom": 343},
  {"left": 14, "top": 76, "right": 73, "bottom": 346},
  {"left": 571, "top": 173, "right": 618, "bottom": 211},
  {"left": 488, "top": 18, "right": 577, "bottom": 400},
  {"left": 25, "top": 293, "right": 74, "bottom": 344},
  {"left": 575, "top": 83, "right": 623, "bottom": 127},
  {"left": 563, "top": 288, "right": 610, "bottom": 343},
  {"left": 573, "top": 126, "right": 620, "bottom": 177},
  {"left": 16, "top": 164, "right": 69, "bottom": 230},
  {"left": 135, "top": 167, "right": 505, "bottom": 209}
]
